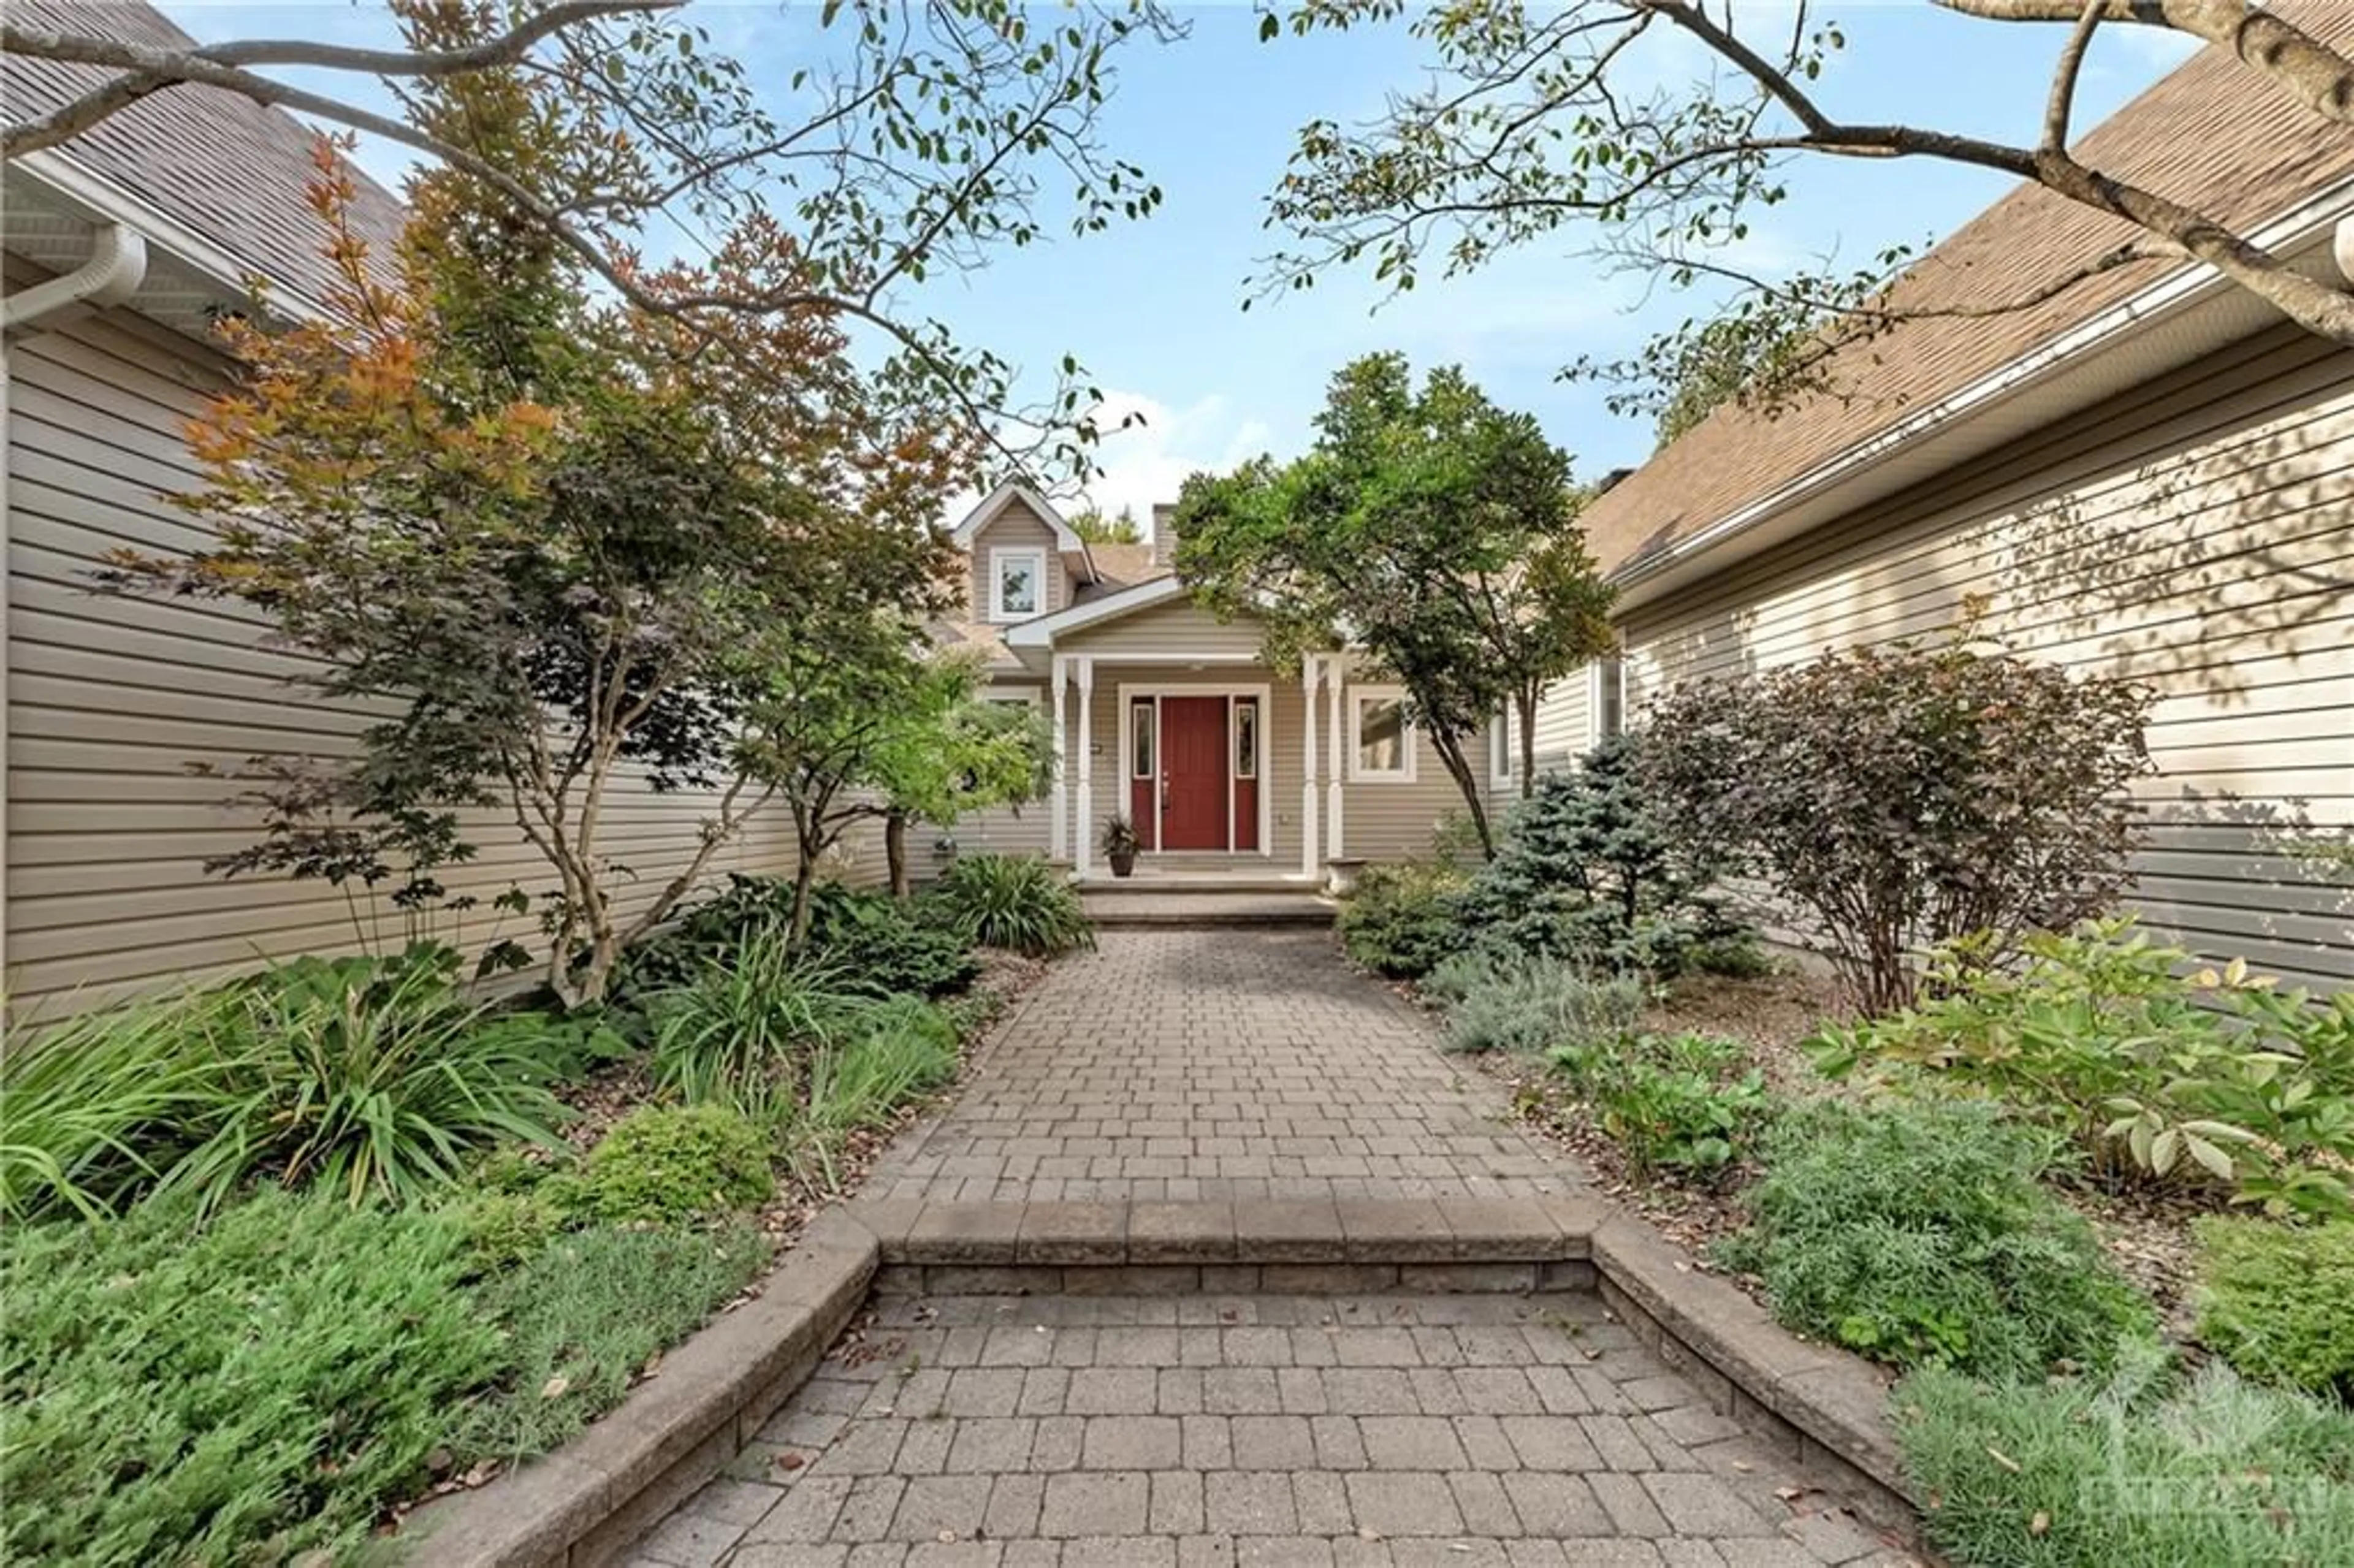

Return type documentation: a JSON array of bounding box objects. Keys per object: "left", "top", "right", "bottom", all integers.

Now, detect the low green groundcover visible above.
[
  {"left": 1, "top": 1187, "right": 766, "bottom": 1566},
  {"left": 1898, "top": 1354, "right": 2354, "bottom": 1566}
]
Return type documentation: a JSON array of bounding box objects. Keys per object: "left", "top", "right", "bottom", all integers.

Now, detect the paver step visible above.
[{"left": 851, "top": 1197, "right": 1604, "bottom": 1276}]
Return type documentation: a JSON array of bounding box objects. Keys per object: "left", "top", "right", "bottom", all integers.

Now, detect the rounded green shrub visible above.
[
  {"left": 1337, "top": 862, "right": 1468, "bottom": 979},
  {"left": 447, "top": 1187, "right": 573, "bottom": 1270},
  {"left": 582, "top": 1105, "right": 773, "bottom": 1225},
  {"left": 1717, "top": 1099, "right": 2154, "bottom": 1378},
  {"left": 2194, "top": 1216, "right": 2354, "bottom": 1401}
]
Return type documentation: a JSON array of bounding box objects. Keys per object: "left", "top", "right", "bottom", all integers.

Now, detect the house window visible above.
[
  {"left": 1234, "top": 699, "right": 1258, "bottom": 780},
  {"left": 1593, "top": 656, "right": 1626, "bottom": 740},
  {"left": 985, "top": 687, "right": 1042, "bottom": 710},
  {"left": 1350, "top": 688, "right": 1414, "bottom": 782},
  {"left": 1130, "top": 699, "right": 1156, "bottom": 779},
  {"left": 1490, "top": 707, "right": 1521, "bottom": 787},
  {"left": 991, "top": 547, "right": 1046, "bottom": 621}
]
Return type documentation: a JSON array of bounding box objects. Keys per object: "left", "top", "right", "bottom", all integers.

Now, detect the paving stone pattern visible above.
[
  {"left": 862, "top": 931, "right": 1579, "bottom": 1205},
  {"left": 636, "top": 1292, "right": 1908, "bottom": 1567},
  {"left": 629, "top": 932, "right": 1912, "bottom": 1566}
]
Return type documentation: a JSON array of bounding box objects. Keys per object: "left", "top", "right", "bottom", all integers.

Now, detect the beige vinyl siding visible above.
[
  {"left": 1333, "top": 672, "right": 1485, "bottom": 862},
  {"left": 968, "top": 497, "right": 1070, "bottom": 620},
  {"left": 1620, "top": 324, "right": 2353, "bottom": 988},
  {"left": 4, "top": 304, "right": 857, "bottom": 1010},
  {"left": 1529, "top": 668, "right": 1596, "bottom": 771},
  {"left": 1059, "top": 593, "right": 1266, "bottom": 660}
]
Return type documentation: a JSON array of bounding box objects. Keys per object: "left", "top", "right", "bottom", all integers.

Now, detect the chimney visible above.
[{"left": 1151, "top": 503, "right": 1180, "bottom": 568}]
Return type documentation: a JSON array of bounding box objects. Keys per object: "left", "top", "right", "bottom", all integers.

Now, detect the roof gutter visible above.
[
  {"left": 1608, "top": 176, "right": 2354, "bottom": 607},
  {"left": 2, "top": 220, "right": 148, "bottom": 340},
  {"left": 10, "top": 147, "right": 331, "bottom": 325}
]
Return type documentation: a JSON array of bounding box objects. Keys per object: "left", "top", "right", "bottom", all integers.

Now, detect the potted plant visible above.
[{"left": 1101, "top": 814, "right": 1140, "bottom": 878}]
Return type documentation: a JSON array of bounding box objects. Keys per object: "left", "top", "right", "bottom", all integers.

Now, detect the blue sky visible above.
[{"left": 166, "top": 3, "right": 2199, "bottom": 520}]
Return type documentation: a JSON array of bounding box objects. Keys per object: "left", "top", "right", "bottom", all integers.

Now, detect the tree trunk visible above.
[
  {"left": 790, "top": 850, "right": 820, "bottom": 949},
  {"left": 886, "top": 811, "right": 911, "bottom": 900},
  {"left": 1429, "top": 727, "right": 1495, "bottom": 859},
  {"left": 1516, "top": 688, "right": 1539, "bottom": 799}
]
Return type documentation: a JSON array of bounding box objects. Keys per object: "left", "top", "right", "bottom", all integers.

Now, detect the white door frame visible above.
[{"left": 1115, "top": 680, "right": 1275, "bottom": 858}]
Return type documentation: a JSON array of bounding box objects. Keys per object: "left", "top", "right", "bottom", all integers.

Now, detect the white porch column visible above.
[
  {"left": 1075, "top": 657, "right": 1097, "bottom": 878},
  {"left": 1049, "top": 655, "right": 1069, "bottom": 861},
  {"left": 1325, "top": 654, "right": 1346, "bottom": 862},
  {"left": 1300, "top": 658, "right": 1321, "bottom": 880}
]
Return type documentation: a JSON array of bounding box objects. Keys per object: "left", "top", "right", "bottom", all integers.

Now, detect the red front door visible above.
[{"left": 1159, "top": 696, "right": 1229, "bottom": 850}]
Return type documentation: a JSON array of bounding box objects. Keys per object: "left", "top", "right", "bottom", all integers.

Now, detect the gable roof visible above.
[
  {"left": 4, "top": 0, "right": 408, "bottom": 318},
  {"left": 1577, "top": 2, "right": 2354, "bottom": 587},
  {"left": 1002, "top": 574, "right": 1192, "bottom": 654},
  {"left": 950, "top": 479, "right": 1099, "bottom": 573}
]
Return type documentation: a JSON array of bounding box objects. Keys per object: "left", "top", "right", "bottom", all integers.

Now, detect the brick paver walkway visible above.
[
  {"left": 863, "top": 931, "right": 1580, "bottom": 1205},
  {"left": 639, "top": 1292, "right": 1906, "bottom": 1567},
  {"left": 631, "top": 932, "right": 1914, "bottom": 1567}
]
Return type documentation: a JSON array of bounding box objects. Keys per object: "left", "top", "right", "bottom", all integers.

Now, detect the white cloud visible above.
[
  {"left": 1071, "top": 389, "right": 1274, "bottom": 532},
  {"left": 934, "top": 388, "right": 1274, "bottom": 541}
]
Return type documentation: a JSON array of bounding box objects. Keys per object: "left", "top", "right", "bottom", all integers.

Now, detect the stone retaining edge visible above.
[
  {"left": 1588, "top": 1216, "right": 1914, "bottom": 1536},
  {"left": 406, "top": 1211, "right": 880, "bottom": 1568}
]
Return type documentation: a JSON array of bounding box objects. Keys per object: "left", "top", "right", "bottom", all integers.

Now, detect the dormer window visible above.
[{"left": 991, "top": 547, "right": 1046, "bottom": 622}]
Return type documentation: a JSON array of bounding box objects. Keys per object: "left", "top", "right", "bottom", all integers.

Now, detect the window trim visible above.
[
  {"left": 989, "top": 546, "right": 1048, "bottom": 622},
  {"left": 1347, "top": 685, "right": 1416, "bottom": 784},
  {"left": 1129, "top": 698, "right": 1156, "bottom": 781},
  {"left": 1233, "top": 698, "right": 1259, "bottom": 781},
  {"left": 985, "top": 686, "right": 1043, "bottom": 710},
  {"left": 1591, "top": 656, "right": 1626, "bottom": 743},
  {"left": 1489, "top": 706, "right": 1522, "bottom": 788}
]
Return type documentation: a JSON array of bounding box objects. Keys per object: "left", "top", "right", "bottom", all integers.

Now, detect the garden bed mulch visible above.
[{"left": 1449, "top": 964, "right": 2212, "bottom": 1338}]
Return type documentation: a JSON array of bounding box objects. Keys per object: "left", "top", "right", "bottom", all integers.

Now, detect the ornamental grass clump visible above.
[
  {"left": 0, "top": 986, "right": 251, "bottom": 1222},
  {"left": 928, "top": 853, "right": 1094, "bottom": 957},
  {"left": 646, "top": 931, "right": 866, "bottom": 1117}
]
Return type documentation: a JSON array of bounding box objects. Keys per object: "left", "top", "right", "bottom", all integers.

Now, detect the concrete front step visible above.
[{"left": 1081, "top": 890, "right": 1336, "bottom": 929}]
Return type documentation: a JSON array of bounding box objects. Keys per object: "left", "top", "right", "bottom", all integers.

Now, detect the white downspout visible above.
[
  {"left": 1, "top": 223, "right": 150, "bottom": 982},
  {"left": 3, "top": 223, "right": 148, "bottom": 338}
]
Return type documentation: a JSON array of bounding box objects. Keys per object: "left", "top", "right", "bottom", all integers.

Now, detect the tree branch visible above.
[
  {"left": 1, "top": 3, "right": 671, "bottom": 156},
  {"left": 2044, "top": 1, "right": 2108, "bottom": 152},
  {"left": 1930, "top": 0, "right": 2354, "bottom": 126}
]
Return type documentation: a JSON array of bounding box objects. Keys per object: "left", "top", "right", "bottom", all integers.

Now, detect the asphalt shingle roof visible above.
[
  {"left": 1578, "top": 2, "right": 2354, "bottom": 579},
  {"left": 4, "top": 0, "right": 408, "bottom": 305}
]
